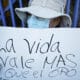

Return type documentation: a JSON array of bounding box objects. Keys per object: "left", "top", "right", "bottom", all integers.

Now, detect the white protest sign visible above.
[{"left": 0, "top": 27, "right": 80, "bottom": 80}]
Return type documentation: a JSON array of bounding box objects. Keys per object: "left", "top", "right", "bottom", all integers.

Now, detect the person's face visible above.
[
  {"left": 49, "top": 17, "right": 61, "bottom": 28},
  {"left": 27, "top": 15, "right": 61, "bottom": 28}
]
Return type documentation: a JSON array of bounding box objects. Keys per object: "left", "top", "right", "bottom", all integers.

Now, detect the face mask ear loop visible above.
[{"left": 48, "top": 19, "right": 51, "bottom": 28}]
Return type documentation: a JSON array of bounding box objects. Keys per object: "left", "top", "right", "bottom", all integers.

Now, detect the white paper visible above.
[{"left": 0, "top": 27, "right": 80, "bottom": 80}]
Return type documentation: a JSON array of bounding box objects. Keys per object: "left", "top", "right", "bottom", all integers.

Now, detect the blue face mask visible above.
[{"left": 27, "top": 15, "right": 50, "bottom": 28}]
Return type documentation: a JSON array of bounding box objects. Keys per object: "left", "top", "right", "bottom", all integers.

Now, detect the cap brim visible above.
[{"left": 15, "top": 6, "right": 72, "bottom": 27}]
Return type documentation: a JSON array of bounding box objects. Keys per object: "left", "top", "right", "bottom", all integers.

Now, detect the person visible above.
[{"left": 15, "top": 0, "right": 72, "bottom": 28}]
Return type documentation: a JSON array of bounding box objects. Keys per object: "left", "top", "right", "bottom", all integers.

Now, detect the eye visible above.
[{"left": 35, "top": 16, "right": 45, "bottom": 21}]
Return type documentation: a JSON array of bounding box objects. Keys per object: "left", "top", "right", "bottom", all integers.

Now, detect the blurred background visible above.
[{"left": 0, "top": 0, "right": 80, "bottom": 27}]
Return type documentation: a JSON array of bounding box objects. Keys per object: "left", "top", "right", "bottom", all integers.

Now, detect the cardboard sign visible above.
[{"left": 0, "top": 27, "right": 80, "bottom": 80}]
